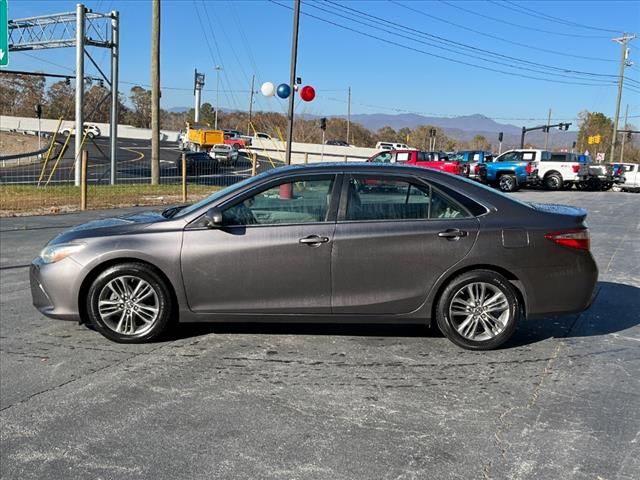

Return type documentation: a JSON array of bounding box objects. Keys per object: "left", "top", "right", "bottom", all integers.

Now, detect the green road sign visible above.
[{"left": 0, "top": 0, "right": 8, "bottom": 67}]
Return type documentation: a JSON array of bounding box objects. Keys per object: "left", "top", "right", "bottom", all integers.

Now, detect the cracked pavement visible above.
[{"left": 1, "top": 191, "right": 639, "bottom": 479}]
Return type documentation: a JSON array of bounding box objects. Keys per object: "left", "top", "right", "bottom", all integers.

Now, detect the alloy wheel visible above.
[
  {"left": 448, "top": 282, "right": 510, "bottom": 341},
  {"left": 97, "top": 275, "right": 160, "bottom": 336}
]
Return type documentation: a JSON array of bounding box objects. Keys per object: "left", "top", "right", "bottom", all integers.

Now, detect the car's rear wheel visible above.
[
  {"left": 544, "top": 172, "right": 563, "bottom": 190},
  {"left": 436, "top": 270, "right": 521, "bottom": 350},
  {"left": 87, "top": 263, "right": 172, "bottom": 343},
  {"left": 498, "top": 174, "right": 518, "bottom": 192}
]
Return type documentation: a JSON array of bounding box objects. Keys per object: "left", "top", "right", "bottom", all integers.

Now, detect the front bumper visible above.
[{"left": 30, "top": 257, "right": 84, "bottom": 321}]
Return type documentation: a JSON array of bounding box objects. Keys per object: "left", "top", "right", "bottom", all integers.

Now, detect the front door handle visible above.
[
  {"left": 438, "top": 229, "right": 468, "bottom": 240},
  {"left": 299, "top": 235, "right": 330, "bottom": 246}
]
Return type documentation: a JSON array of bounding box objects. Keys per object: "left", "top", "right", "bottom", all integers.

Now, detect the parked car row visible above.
[{"left": 368, "top": 147, "right": 639, "bottom": 193}]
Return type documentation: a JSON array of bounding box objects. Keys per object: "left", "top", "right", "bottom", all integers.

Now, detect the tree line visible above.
[{"left": 1, "top": 74, "right": 637, "bottom": 160}]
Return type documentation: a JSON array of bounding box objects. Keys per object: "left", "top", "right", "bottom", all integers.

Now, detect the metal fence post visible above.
[
  {"left": 181, "top": 152, "right": 187, "bottom": 203},
  {"left": 344, "top": 155, "right": 348, "bottom": 162},
  {"left": 80, "top": 150, "right": 88, "bottom": 210}
]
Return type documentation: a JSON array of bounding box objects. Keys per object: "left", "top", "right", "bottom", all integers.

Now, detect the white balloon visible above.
[{"left": 260, "top": 82, "right": 275, "bottom": 97}]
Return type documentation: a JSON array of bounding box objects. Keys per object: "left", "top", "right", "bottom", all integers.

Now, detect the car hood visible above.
[{"left": 49, "top": 211, "right": 166, "bottom": 244}]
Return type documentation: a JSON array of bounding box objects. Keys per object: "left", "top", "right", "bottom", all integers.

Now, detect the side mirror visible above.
[{"left": 204, "top": 207, "right": 223, "bottom": 228}]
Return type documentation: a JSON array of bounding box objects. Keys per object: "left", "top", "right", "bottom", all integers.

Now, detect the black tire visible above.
[
  {"left": 563, "top": 182, "right": 573, "bottom": 190},
  {"left": 600, "top": 182, "right": 613, "bottom": 191},
  {"left": 498, "top": 174, "right": 518, "bottom": 192},
  {"left": 86, "top": 262, "right": 173, "bottom": 343},
  {"left": 543, "top": 172, "right": 563, "bottom": 191},
  {"left": 435, "top": 270, "right": 521, "bottom": 350},
  {"left": 576, "top": 181, "right": 590, "bottom": 191},
  {"left": 87, "top": 132, "right": 95, "bottom": 139}
]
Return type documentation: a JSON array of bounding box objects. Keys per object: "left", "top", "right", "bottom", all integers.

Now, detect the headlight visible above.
[{"left": 39, "top": 243, "right": 86, "bottom": 264}]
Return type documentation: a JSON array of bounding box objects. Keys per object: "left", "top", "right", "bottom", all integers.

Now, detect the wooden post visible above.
[
  {"left": 344, "top": 155, "right": 348, "bottom": 162},
  {"left": 181, "top": 153, "right": 187, "bottom": 203},
  {"left": 251, "top": 152, "right": 258, "bottom": 177},
  {"left": 80, "top": 150, "right": 88, "bottom": 211},
  {"left": 304, "top": 152, "right": 308, "bottom": 164}
]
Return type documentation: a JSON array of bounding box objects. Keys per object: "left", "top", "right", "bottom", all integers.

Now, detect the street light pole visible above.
[
  {"left": 285, "top": 0, "right": 301, "bottom": 165},
  {"left": 214, "top": 65, "right": 222, "bottom": 129}
]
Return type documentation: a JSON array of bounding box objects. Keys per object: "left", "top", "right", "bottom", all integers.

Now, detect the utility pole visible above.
[
  {"left": 110, "top": 9, "right": 119, "bottom": 185},
  {"left": 610, "top": 33, "right": 636, "bottom": 163},
  {"left": 247, "top": 74, "right": 255, "bottom": 136},
  {"left": 347, "top": 86, "right": 351, "bottom": 144},
  {"left": 285, "top": 0, "right": 301, "bottom": 165},
  {"left": 619, "top": 104, "right": 629, "bottom": 163},
  {"left": 544, "top": 108, "right": 552, "bottom": 150},
  {"left": 150, "top": 0, "right": 160, "bottom": 185},
  {"left": 214, "top": 65, "right": 223, "bottom": 129},
  {"left": 74, "top": 3, "right": 85, "bottom": 187}
]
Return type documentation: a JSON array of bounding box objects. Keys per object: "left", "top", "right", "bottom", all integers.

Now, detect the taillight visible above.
[
  {"left": 545, "top": 229, "right": 590, "bottom": 250},
  {"left": 572, "top": 165, "right": 580, "bottom": 173},
  {"left": 474, "top": 164, "right": 481, "bottom": 174},
  {"left": 525, "top": 162, "right": 534, "bottom": 174},
  {"left": 452, "top": 163, "right": 460, "bottom": 175}
]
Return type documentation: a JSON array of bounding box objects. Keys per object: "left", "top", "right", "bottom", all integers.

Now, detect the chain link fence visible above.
[{"left": 0, "top": 128, "right": 284, "bottom": 216}]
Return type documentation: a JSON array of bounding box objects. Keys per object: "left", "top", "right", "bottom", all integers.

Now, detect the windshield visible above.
[{"left": 173, "top": 172, "right": 269, "bottom": 218}]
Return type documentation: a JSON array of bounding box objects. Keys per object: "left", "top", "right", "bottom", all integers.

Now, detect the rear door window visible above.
[{"left": 344, "top": 175, "right": 471, "bottom": 222}]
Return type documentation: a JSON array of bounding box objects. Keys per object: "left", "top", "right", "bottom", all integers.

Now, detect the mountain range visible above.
[{"left": 168, "top": 107, "right": 578, "bottom": 149}]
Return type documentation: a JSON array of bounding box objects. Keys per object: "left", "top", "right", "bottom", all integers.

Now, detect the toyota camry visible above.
[{"left": 31, "top": 163, "right": 597, "bottom": 350}]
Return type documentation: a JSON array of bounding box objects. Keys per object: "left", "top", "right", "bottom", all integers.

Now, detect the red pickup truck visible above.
[{"left": 367, "top": 150, "right": 467, "bottom": 176}]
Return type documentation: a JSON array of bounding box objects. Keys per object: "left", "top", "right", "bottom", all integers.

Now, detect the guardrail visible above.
[{"left": 0, "top": 142, "right": 53, "bottom": 168}]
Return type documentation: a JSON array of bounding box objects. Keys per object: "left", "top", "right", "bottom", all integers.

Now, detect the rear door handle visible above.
[
  {"left": 299, "top": 235, "right": 330, "bottom": 246},
  {"left": 438, "top": 229, "right": 468, "bottom": 240}
]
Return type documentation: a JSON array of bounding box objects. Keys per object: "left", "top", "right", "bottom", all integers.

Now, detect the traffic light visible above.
[
  {"left": 498, "top": 132, "right": 503, "bottom": 142},
  {"left": 594, "top": 134, "right": 601, "bottom": 144},
  {"left": 319, "top": 117, "right": 327, "bottom": 131}
]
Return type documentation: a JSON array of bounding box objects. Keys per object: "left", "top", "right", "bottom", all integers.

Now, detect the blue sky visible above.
[{"left": 5, "top": 0, "right": 640, "bottom": 126}]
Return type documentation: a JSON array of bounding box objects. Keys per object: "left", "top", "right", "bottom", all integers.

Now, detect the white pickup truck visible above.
[
  {"left": 537, "top": 151, "right": 590, "bottom": 190},
  {"left": 619, "top": 163, "right": 640, "bottom": 192}
]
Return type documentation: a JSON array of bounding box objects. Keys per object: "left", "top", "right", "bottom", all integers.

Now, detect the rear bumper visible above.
[{"left": 523, "top": 251, "right": 598, "bottom": 319}]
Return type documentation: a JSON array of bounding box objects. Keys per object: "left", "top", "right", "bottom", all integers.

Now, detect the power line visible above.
[
  {"left": 292, "top": 1, "right": 616, "bottom": 87},
  {"left": 499, "top": 0, "right": 622, "bottom": 34},
  {"left": 324, "top": 1, "right": 618, "bottom": 80},
  {"left": 440, "top": 0, "right": 611, "bottom": 39},
  {"left": 389, "top": 0, "right": 615, "bottom": 63}
]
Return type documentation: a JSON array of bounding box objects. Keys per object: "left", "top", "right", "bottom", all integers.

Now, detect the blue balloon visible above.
[{"left": 276, "top": 83, "right": 291, "bottom": 99}]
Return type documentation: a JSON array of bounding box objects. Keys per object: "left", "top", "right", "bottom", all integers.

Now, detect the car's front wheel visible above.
[
  {"left": 436, "top": 270, "right": 521, "bottom": 350},
  {"left": 87, "top": 262, "right": 172, "bottom": 343}
]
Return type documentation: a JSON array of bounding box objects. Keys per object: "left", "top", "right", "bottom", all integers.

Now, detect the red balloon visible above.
[{"left": 300, "top": 85, "right": 316, "bottom": 102}]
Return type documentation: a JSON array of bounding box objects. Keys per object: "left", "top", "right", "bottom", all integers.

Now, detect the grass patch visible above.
[{"left": 0, "top": 183, "right": 220, "bottom": 216}]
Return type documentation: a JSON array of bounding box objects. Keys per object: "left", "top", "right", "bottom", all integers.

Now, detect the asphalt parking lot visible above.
[{"left": 1, "top": 190, "right": 639, "bottom": 480}]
